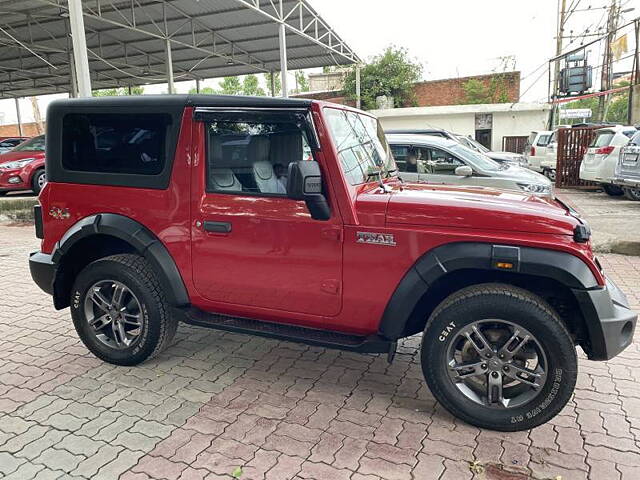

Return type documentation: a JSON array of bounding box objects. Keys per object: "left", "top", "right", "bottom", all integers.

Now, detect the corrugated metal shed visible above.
[{"left": 0, "top": 0, "right": 360, "bottom": 98}]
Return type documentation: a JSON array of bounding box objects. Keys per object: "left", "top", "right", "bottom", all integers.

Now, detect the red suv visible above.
[
  {"left": 0, "top": 134, "right": 46, "bottom": 196},
  {"left": 29, "top": 96, "right": 636, "bottom": 431}
]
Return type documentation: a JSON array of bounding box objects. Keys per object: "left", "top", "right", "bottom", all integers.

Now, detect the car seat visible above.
[{"left": 249, "top": 136, "right": 285, "bottom": 194}]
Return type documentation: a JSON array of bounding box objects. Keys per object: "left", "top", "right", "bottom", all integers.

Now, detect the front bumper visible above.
[
  {"left": 29, "top": 251, "right": 55, "bottom": 295},
  {"left": 0, "top": 168, "right": 27, "bottom": 191},
  {"left": 574, "top": 277, "right": 637, "bottom": 360}
]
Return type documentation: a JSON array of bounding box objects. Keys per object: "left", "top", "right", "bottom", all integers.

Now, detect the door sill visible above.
[{"left": 174, "top": 307, "right": 391, "bottom": 354}]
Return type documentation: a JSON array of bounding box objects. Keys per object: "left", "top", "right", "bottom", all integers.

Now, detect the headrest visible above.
[
  {"left": 210, "top": 168, "right": 236, "bottom": 188},
  {"left": 253, "top": 160, "right": 274, "bottom": 180},
  {"left": 248, "top": 135, "right": 270, "bottom": 162}
]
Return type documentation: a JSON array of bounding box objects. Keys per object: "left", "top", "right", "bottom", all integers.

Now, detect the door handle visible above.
[{"left": 203, "top": 221, "right": 232, "bottom": 233}]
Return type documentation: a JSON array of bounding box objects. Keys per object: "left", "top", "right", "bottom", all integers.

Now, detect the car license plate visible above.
[{"left": 623, "top": 153, "right": 638, "bottom": 165}]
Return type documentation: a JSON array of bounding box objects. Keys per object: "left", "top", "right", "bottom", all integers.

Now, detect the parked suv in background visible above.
[
  {"left": 524, "top": 130, "right": 553, "bottom": 173},
  {"left": 580, "top": 125, "right": 637, "bottom": 196},
  {"left": 615, "top": 129, "right": 640, "bottom": 200},
  {"left": 387, "top": 134, "right": 552, "bottom": 197},
  {"left": 0, "top": 134, "right": 46, "bottom": 196},
  {"left": 30, "top": 95, "right": 636, "bottom": 432}
]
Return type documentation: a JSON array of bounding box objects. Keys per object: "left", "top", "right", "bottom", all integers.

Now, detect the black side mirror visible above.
[{"left": 287, "top": 161, "right": 330, "bottom": 221}]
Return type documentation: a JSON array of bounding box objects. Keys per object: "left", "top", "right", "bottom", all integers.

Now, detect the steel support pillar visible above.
[
  {"left": 165, "top": 39, "right": 175, "bottom": 94},
  {"left": 279, "top": 23, "right": 288, "bottom": 98},
  {"left": 195, "top": 78, "right": 201, "bottom": 93},
  {"left": 67, "top": 0, "right": 92, "bottom": 97},
  {"left": 14, "top": 98, "right": 23, "bottom": 137},
  {"left": 355, "top": 64, "right": 361, "bottom": 109}
]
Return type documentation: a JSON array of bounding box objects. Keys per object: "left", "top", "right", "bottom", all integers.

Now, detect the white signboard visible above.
[{"left": 559, "top": 108, "right": 592, "bottom": 119}]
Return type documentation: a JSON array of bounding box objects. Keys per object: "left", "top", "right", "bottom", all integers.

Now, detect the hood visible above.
[
  {"left": 379, "top": 182, "right": 579, "bottom": 236},
  {"left": 0, "top": 150, "right": 45, "bottom": 164}
]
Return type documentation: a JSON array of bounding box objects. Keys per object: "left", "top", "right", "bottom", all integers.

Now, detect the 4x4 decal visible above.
[{"left": 356, "top": 231, "right": 396, "bottom": 246}]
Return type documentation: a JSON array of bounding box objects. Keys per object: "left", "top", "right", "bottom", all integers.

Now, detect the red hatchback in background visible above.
[{"left": 0, "top": 134, "right": 46, "bottom": 196}]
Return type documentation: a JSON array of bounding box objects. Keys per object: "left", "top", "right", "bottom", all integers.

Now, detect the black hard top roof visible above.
[{"left": 48, "top": 94, "right": 313, "bottom": 111}]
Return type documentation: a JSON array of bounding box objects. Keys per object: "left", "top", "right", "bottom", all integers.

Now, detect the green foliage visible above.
[
  {"left": 218, "top": 76, "right": 243, "bottom": 95},
  {"left": 231, "top": 467, "right": 243, "bottom": 478},
  {"left": 562, "top": 81, "right": 629, "bottom": 124},
  {"left": 264, "top": 72, "right": 282, "bottom": 96},
  {"left": 342, "top": 46, "right": 423, "bottom": 110},
  {"left": 188, "top": 86, "right": 217, "bottom": 95},
  {"left": 461, "top": 75, "right": 510, "bottom": 105},
  {"left": 294, "top": 71, "right": 310, "bottom": 93},
  {"left": 92, "top": 86, "right": 144, "bottom": 97},
  {"left": 242, "top": 74, "right": 266, "bottom": 96}
]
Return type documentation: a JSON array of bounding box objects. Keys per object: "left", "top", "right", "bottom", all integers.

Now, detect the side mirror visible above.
[
  {"left": 287, "top": 161, "right": 331, "bottom": 221},
  {"left": 455, "top": 165, "right": 473, "bottom": 177}
]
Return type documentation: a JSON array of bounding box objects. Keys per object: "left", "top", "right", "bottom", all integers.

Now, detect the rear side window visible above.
[
  {"left": 590, "top": 131, "right": 615, "bottom": 147},
  {"left": 629, "top": 131, "right": 640, "bottom": 145},
  {"left": 537, "top": 134, "right": 551, "bottom": 146},
  {"left": 62, "top": 114, "right": 170, "bottom": 175}
]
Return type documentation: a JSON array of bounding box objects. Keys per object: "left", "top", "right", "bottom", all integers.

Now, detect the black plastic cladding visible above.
[{"left": 45, "top": 94, "right": 313, "bottom": 190}]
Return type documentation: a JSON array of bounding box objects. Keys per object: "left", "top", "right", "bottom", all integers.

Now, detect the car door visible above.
[
  {"left": 418, "top": 146, "right": 467, "bottom": 185},
  {"left": 190, "top": 109, "right": 343, "bottom": 317}
]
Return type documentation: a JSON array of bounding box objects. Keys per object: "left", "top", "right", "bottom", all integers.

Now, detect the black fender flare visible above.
[
  {"left": 51, "top": 213, "right": 189, "bottom": 308},
  {"left": 379, "top": 242, "right": 599, "bottom": 340}
]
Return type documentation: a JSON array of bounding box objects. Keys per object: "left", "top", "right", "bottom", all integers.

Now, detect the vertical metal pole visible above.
[
  {"left": 279, "top": 23, "right": 288, "bottom": 98},
  {"left": 67, "top": 0, "right": 92, "bottom": 97},
  {"left": 270, "top": 71, "right": 276, "bottom": 97},
  {"left": 68, "top": 52, "right": 78, "bottom": 98},
  {"left": 165, "top": 38, "right": 175, "bottom": 94},
  {"left": 195, "top": 78, "right": 201, "bottom": 93},
  {"left": 14, "top": 98, "right": 23, "bottom": 137},
  {"left": 355, "top": 64, "right": 361, "bottom": 109}
]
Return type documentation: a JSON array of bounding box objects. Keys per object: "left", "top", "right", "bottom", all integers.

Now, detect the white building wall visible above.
[{"left": 372, "top": 103, "right": 551, "bottom": 151}]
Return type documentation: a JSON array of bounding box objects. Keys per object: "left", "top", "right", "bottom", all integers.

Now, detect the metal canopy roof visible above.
[{"left": 0, "top": 0, "right": 360, "bottom": 98}]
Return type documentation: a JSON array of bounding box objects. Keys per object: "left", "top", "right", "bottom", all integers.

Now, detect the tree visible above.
[
  {"left": 342, "top": 46, "right": 423, "bottom": 110},
  {"left": 92, "top": 86, "right": 144, "bottom": 96},
  {"left": 560, "top": 81, "right": 629, "bottom": 125},
  {"left": 218, "top": 76, "right": 243, "bottom": 95},
  {"left": 461, "top": 76, "right": 510, "bottom": 105},
  {"left": 242, "top": 74, "right": 266, "bottom": 96},
  {"left": 294, "top": 71, "right": 310, "bottom": 93},
  {"left": 188, "top": 86, "right": 216, "bottom": 95},
  {"left": 264, "top": 72, "right": 281, "bottom": 96}
]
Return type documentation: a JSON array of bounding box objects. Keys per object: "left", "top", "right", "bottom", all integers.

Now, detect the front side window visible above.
[
  {"left": 62, "top": 114, "right": 169, "bottom": 175},
  {"left": 450, "top": 144, "right": 500, "bottom": 171},
  {"left": 423, "top": 147, "right": 465, "bottom": 175},
  {"left": 324, "top": 108, "right": 395, "bottom": 185},
  {"left": 13, "top": 135, "right": 45, "bottom": 152},
  {"left": 206, "top": 120, "right": 310, "bottom": 195}
]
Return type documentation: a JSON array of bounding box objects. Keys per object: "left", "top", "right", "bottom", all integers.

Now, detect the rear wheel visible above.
[
  {"left": 32, "top": 169, "right": 46, "bottom": 195},
  {"left": 602, "top": 184, "right": 624, "bottom": 196},
  {"left": 421, "top": 283, "right": 577, "bottom": 431},
  {"left": 623, "top": 187, "right": 640, "bottom": 201},
  {"left": 70, "top": 254, "right": 177, "bottom": 366}
]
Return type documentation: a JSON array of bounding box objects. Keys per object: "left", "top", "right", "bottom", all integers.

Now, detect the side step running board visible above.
[{"left": 176, "top": 307, "right": 392, "bottom": 355}]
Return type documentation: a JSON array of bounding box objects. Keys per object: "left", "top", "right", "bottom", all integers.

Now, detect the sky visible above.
[{"left": 1, "top": 0, "right": 637, "bottom": 126}]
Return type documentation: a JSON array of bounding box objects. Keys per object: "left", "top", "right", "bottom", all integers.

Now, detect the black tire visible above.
[
  {"left": 0, "top": 191, "right": 7, "bottom": 197},
  {"left": 543, "top": 168, "right": 556, "bottom": 182},
  {"left": 31, "top": 169, "right": 46, "bottom": 195},
  {"left": 602, "top": 184, "right": 624, "bottom": 196},
  {"left": 421, "top": 283, "right": 577, "bottom": 432},
  {"left": 623, "top": 187, "right": 640, "bottom": 201},
  {"left": 70, "top": 254, "right": 178, "bottom": 366}
]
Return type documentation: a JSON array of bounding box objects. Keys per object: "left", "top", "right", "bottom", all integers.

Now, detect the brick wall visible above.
[
  {"left": 293, "top": 72, "right": 521, "bottom": 108},
  {"left": 0, "top": 122, "right": 43, "bottom": 138}
]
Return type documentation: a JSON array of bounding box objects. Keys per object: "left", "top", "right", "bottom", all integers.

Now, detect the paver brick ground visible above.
[{"left": 1, "top": 224, "right": 639, "bottom": 480}]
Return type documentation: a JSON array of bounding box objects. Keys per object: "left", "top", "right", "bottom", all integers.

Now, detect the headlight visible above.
[
  {"left": 517, "top": 183, "right": 551, "bottom": 194},
  {"left": 0, "top": 158, "right": 35, "bottom": 170}
]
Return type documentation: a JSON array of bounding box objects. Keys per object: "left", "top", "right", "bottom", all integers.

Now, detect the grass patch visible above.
[{"left": 0, "top": 198, "right": 37, "bottom": 223}]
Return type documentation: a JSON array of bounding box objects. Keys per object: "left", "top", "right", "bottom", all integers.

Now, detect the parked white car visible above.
[
  {"left": 524, "top": 130, "right": 553, "bottom": 174},
  {"left": 453, "top": 134, "right": 526, "bottom": 166},
  {"left": 614, "top": 129, "right": 640, "bottom": 201},
  {"left": 579, "top": 125, "right": 637, "bottom": 196},
  {"left": 387, "top": 134, "right": 553, "bottom": 197}
]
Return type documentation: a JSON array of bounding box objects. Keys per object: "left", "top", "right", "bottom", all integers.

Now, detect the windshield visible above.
[
  {"left": 449, "top": 144, "right": 501, "bottom": 171},
  {"left": 12, "top": 135, "right": 45, "bottom": 152},
  {"left": 324, "top": 108, "right": 396, "bottom": 185},
  {"left": 466, "top": 137, "right": 489, "bottom": 153}
]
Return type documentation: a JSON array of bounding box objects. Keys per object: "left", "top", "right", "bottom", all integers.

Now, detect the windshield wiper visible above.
[{"left": 366, "top": 169, "right": 392, "bottom": 192}]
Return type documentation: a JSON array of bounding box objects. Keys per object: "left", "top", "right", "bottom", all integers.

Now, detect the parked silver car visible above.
[
  {"left": 387, "top": 134, "right": 553, "bottom": 197},
  {"left": 615, "top": 129, "right": 640, "bottom": 201}
]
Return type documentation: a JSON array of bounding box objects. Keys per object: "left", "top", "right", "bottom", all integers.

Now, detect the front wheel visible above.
[
  {"left": 421, "top": 284, "right": 577, "bottom": 431},
  {"left": 623, "top": 187, "right": 640, "bottom": 201},
  {"left": 71, "top": 254, "right": 178, "bottom": 366},
  {"left": 543, "top": 168, "right": 556, "bottom": 182},
  {"left": 32, "top": 169, "right": 46, "bottom": 195}
]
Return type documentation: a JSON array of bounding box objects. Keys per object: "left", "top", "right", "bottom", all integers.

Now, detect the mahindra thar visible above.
[{"left": 30, "top": 95, "right": 636, "bottom": 431}]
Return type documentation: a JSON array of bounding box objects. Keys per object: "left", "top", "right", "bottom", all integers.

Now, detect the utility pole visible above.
[
  {"left": 551, "top": 0, "right": 568, "bottom": 128},
  {"left": 597, "top": 0, "right": 620, "bottom": 122}
]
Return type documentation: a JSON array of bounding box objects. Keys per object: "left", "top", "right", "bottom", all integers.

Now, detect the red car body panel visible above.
[
  {"left": 37, "top": 102, "right": 605, "bottom": 337},
  {"left": 0, "top": 150, "right": 45, "bottom": 193}
]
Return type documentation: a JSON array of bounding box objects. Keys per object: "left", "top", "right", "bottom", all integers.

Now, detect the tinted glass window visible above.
[
  {"left": 590, "top": 131, "right": 615, "bottom": 147},
  {"left": 537, "top": 134, "right": 551, "bottom": 146},
  {"left": 628, "top": 131, "right": 640, "bottom": 145},
  {"left": 62, "top": 114, "right": 169, "bottom": 175},
  {"left": 424, "top": 147, "right": 465, "bottom": 175},
  {"left": 622, "top": 130, "right": 637, "bottom": 139},
  {"left": 390, "top": 145, "right": 428, "bottom": 173},
  {"left": 13, "top": 135, "right": 45, "bottom": 152},
  {"left": 324, "top": 108, "right": 395, "bottom": 185},
  {"left": 206, "top": 120, "right": 310, "bottom": 195}
]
